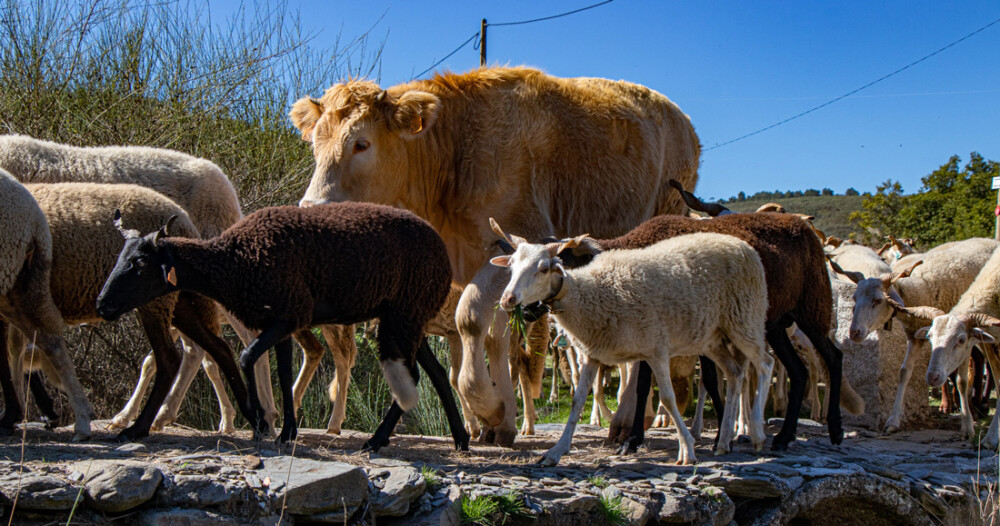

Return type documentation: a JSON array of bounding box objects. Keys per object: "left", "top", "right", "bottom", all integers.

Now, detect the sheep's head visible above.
[
  {"left": 829, "top": 258, "right": 922, "bottom": 342},
  {"left": 911, "top": 312, "right": 1000, "bottom": 387},
  {"left": 96, "top": 210, "right": 178, "bottom": 321}
]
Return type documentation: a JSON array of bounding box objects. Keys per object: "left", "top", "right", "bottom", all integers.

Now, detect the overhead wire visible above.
[{"left": 704, "top": 15, "right": 1000, "bottom": 152}]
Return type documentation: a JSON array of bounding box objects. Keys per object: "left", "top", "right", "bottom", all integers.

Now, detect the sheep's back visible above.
[
  {"left": 214, "top": 202, "right": 452, "bottom": 330},
  {"left": 26, "top": 183, "right": 197, "bottom": 323},
  {"left": 900, "top": 237, "right": 1000, "bottom": 313}
]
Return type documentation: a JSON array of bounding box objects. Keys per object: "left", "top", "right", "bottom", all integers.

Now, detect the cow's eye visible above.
[{"left": 353, "top": 140, "right": 370, "bottom": 153}]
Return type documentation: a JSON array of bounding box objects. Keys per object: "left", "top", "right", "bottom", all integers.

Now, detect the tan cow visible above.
[{"left": 290, "top": 66, "right": 699, "bottom": 445}]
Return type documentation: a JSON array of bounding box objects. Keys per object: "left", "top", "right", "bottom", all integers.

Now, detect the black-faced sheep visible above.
[
  {"left": 0, "top": 134, "right": 278, "bottom": 434},
  {"left": 541, "top": 211, "right": 843, "bottom": 452},
  {"left": 12, "top": 182, "right": 265, "bottom": 442},
  {"left": 492, "top": 232, "right": 772, "bottom": 465},
  {"left": 96, "top": 202, "right": 470, "bottom": 450},
  {"left": 0, "top": 172, "right": 94, "bottom": 440}
]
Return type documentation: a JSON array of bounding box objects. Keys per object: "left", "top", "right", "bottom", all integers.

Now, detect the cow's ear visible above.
[
  {"left": 391, "top": 91, "right": 440, "bottom": 138},
  {"left": 289, "top": 96, "right": 324, "bottom": 141}
]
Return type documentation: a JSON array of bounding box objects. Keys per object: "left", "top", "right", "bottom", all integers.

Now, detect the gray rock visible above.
[
  {"left": 718, "top": 475, "right": 786, "bottom": 499},
  {"left": 621, "top": 495, "right": 652, "bottom": 526},
  {"left": 371, "top": 466, "right": 426, "bottom": 517},
  {"left": 385, "top": 484, "right": 462, "bottom": 526},
  {"left": 0, "top": 472, "right": 81, "bottom": 510},
  {"left": 156, "top": 474, "right": 241, "bottom": 507},
  {"left": 602, "top": 485, "right": 623, "bottom": 501},
  {"left": 70, "top": 459, "right": 162, "bottom": 513},
  {"left": 136, "top": 508, "right": 278, "bottom": 526},
  {"left": 256, "top": 456, "right": 368, "bottom": 516},
  {"left": 115, "top": 442, "right": 148, "bottom": 454}
]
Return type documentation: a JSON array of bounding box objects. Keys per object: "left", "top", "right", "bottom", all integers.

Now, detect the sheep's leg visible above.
[
  {"left": 609, "top": 361, "right": 641, "bottom": 444},
  {"left": 648, "top": 356, "right": 697, "bottom": 465},
  {"left": 691, "top": 374, "right": 707, "bottom": 441},
  {"left": 589, "top": 365, "right": 605, "bottom": 426},
  {"left": 29, "top": 372, "right": 59, "bottom": 427},
  {"left": 273, "top": 337, "right": 297, "bottom": 444},
  {"left": 956, "top": 366, "right": 973, "bottom": 441},
  {"left": 700, "top": 356, "right": 725, "bottom": 433},
  {"left": 708, "top": 350, "right": 743, "bottom": 455},
  {"left": 456, "top": 265, "right": 517, "bottom": 445},
  {"left": 767, "top": 325, "right": 810, "bottom": 451},
  {"left": 539, "top": 355, "right": 599, "bottom": 467},
  {"left": 236, "top": 323, "right": 293, "bottom": 441},
  {"left": 152, "top": 335, "right": 210, "bottom": 432},
  {"left": 320, "top": 325, "right": 357, "bottom": 435},
  {"left": 200, "top": 356, "right": 236, "bottom": 434},
  {"left": 548, "top": 343, "right": 561, "bottom": 404},
  {"left": 773, "top": 358, "right": 788, "bottom": 417},
  {"left": 522, "top": 375, "right": 538, "bottom": 434},
  {"left": 813, "top": 334, "right": 844, "bottom": 446},
  {"left": 971, "top": 347, "right": 987, "bottom": 418},
  {"left": 617, "top": 361, "right": 652, "bottom": 454},
  {"left": 735, "top": 332, "right": 774, "bottom": 452},
  {"left": 416, "top": 339, "right": 471, "bottom": 451},
  {"left": 290, "top": 329, "right": 326, "bottom": 415},
  {"left": 0, "top": 321, "right": 21, "bottom": 435},
  {"left": 112, "top": 352, "right": 155, "bottom": 429},
  {"left": 735, "top": 372, "right": 751, "bottom": 439},
  {"left": 446, "top": 332, "right": 480, "bottom": 438},
  {"left": 223, "top": 310, "right": 278, "bottom": 433},
  {"left": 118, "top": 309, "right": 180, "bottom": 442},
  {"left": 979, "top": 342, "right": 1000, "bottom": 450},
  {"left": 172, "top": 298, "right": 269, "bottom": 437},
  {"left": 885, "top": 337, "right": 922, "bottom": 434}
]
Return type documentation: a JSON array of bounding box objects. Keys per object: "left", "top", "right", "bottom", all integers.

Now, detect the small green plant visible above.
[
  {"left": 587, "top": 474, "right": 608, "bottom": 489},
  {"left": 460, "top": 494, "right": 499, "bottom": 526},
  {"left": 421, "top": 466, "right": 441, "bottom": 490},
  {"left": 459, "top": 491, "right": 531, "bottom": 526},
  {"left": 597, "top": 494, "right": 629, "bottom": 526}
]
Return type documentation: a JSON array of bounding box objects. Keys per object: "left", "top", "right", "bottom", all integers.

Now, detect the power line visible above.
[
  {"left": 490, "top": 0, "right": 614, "bottom": 27},
  {"left": 411, "top": 0, "right": 615, "bottom": 79},
  {"left": 704, "top": 15, "right": 1000, "bottom": 152},
  {"left": 411, "top": 32, "right": 480, "bottom": 80}
]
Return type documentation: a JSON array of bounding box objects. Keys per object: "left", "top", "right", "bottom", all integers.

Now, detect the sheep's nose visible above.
[
  {"left": 499, "top": 292, "right": 517, "bottom": 311},
  {"left": 927, "top": 371, "right": 943, "bottom": 387},
  {"left": 849, "top": 328, "right": 865, "bottom": 343}
]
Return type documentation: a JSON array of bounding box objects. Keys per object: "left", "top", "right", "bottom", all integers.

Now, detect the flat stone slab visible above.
[{"left": 255, "top": 455, "right": 368, "bottom": 516}]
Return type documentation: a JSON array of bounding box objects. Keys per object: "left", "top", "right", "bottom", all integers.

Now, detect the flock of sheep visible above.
[{"left": 1, "top": 66, "right": 999, "bottom": 470}]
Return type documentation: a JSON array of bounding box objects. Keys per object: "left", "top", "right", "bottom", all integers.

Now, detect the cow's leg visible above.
[
  {"left": 456, "top": 263, "right": 517, "bottom": 446},
  {"left": 112, "top": 352, "right": 156, "bottom": 429},
  {"left": 521, "top": 318, "right": 548, "bottom": 435},
  {"left": 885, "top": 336, "right": 922, "bottom": 434},
  {"left": 291, "top": 328, "right": 327, "bottom": 415},
  {"left": 319, "top": 325, "right": 356, "bottom": 435}
]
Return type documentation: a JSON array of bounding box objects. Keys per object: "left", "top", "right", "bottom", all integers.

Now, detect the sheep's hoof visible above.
[
  {"left": 40, "top": 416, "right": 56, "bottom": 430},
  {"left": 830, "top": 428, "right": 844, "bottom": 445},
  {"left": 770, "top": 435, "right": 793, "bottom": 451},
  {"left": 108, "top": 417, "right": 129, "bottom": 430},
  {"left": 276, "top": 426, "right": 297, "bottom": 444},
  {"left": 736, "top": 434, "right": 751, "bottom": 444},
  {"left": 71, "top": 432, "right": 92, "bottom": 443},
  {"left": 115, "top": 428, "right": 147, "bottom": 443},
  {"left": 362, "top": 435, "right": 390, "bottom": 454},
  {"left": 454, "top": 436, "right": 471, "bottom": 452},
  {"left": 494, "top": 428, "right": 516, "bottom": 447},
  {"left": 537, "top": 455, "right": 559, "bottom": 467},
  {"left": 615, "top": 437, "right": 642, "bottom": 456},
  {"left": 883, "top": 424, "right": 900, "bottom": 435}
]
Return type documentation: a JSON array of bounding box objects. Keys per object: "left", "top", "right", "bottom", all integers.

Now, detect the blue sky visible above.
[{"left": 215, "top": 1, "right": 1000, "bottom": 201}]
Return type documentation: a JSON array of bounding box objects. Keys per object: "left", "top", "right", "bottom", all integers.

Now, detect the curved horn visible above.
[
  {"left": 827, "top": 256, "right": 863, "bottom": 284},
  {"left": 555, "top": 234, "right": 590, "bottom": 255},
  {"left": 887, "top": 298, "right": 945, "bottom": 324},
  {"left": 876, "top": 241, "right": 891, "bottom": 257},
  {"left": 375, "top": 90, "right": 387, "bottom": 103},
  {"left": 112, "top": 209, "right": 139, "bottom": 239},
  {"left": 891, "top": 259, "right": 923, "bottom": 283},
  {"left": 756, "top": 203, "right": 785, "bottom": 213},
  {"left": 963, "top": 313, "right": 1000, "bottom": 329},
  {"left": 154, "top": 214, "right": 178, "bottom": 244},
  {"left": 668, "top": 179, "right": 731, "bottom": 217},
  {"left": 825, "top": 236, "right": 843, "bottom": 248},
  {"left": 308, "top": 96, "right": 322, "bottom": 107}
]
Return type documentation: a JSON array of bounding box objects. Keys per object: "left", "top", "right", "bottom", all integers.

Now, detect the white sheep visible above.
[
  {"left": 491, "top": 232, "right": 772, "bottom": 466},
  {"left": 830, "top": 236, "right": 999, "bottom": 433},
  {"left": 891, "top": 243, "right": 1000, "bottom": 448},
  {"left": 0, "top": 171, "right": 93, "bottom": 441},
  {"left": 0, "top": 134, "right": 277, "bottom": 434}
]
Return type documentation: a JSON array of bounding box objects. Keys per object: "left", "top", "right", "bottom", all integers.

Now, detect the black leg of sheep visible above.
[
  {"left": 362, "top": 339, "right": 471, "bottom": 453},
  {"left": 767, "top": 325, "right": 809, "bottom": 451},
  {"left": 238, "top": 323, "right": 296, "bottom": 443},
  {"left": 618, "top": 356, "right": 725, "bottom": 456},
  {"left": 28, "top": 371, "right": 60, "bottom": 428},
  {"left": 0, "top": 321, "right": 22, "bottom": 435}
]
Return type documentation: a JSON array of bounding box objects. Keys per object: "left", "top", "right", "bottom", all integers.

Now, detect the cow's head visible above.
[{"left": 290, "top": 81, "right": 441, "bottom": 207}]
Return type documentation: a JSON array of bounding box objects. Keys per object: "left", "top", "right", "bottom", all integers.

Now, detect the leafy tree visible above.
[
  {"left": 737, "top": 191, "right": 746, "bottom": 201},
  {"left": 821, "top": 188, "right": 834, "bottom": 196},
  {"left": 850, "top": 153, "right": 999, "bottom": 247},
  {"left": 804, "top": 188, "right": 820, "bottom": 197},
  {"left": 845, "top": 187, "right": 860, "bottom": 196}
]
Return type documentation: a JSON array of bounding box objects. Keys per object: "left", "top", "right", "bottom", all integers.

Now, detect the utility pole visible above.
[
  {"left": 480, "top": 19, "right": 487, "bottom": 66},
  {"left": 993, "top": 176, "right": 1000, "bottom": 240}
]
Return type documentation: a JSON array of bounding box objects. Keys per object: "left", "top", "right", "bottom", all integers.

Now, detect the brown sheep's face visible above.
[{"left": 290, "top": 83, "right": 440, "bottom": 207}]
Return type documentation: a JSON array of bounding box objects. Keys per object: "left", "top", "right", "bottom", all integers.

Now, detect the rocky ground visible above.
[{"left": 0, "top": 417, "right": 994, "bottom": 525}]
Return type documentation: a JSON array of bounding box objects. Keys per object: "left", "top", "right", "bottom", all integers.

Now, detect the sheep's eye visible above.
[
  {"left": 353, "top": 139, "right": 370, "bottom": 153},
  {"left": 872, "top": 298, "right": 883, "bottom": 307},
  {"left": 134, "top": 258, "right": 147, "bottom": 269}
]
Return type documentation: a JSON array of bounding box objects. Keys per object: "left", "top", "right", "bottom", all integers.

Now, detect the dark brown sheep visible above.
[
  {"left": 97, "top": 202, "right": 469, "bottom": 450},
  {"left": 547, "top": 212, "right": 842, "bottom": 452}
]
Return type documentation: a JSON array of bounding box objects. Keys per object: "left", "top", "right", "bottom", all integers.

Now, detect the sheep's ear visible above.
[
  {"left": 289, "top": 96, "right": 324, "bottom": 141},
  {"left": 387, "top": 90, "right": 439, "bottom": 138},
  {"left": 972, "top": 328, "right": 997, "bottom": 345},
  {"left": 490, "top": 255, "right": 512, "bottom": 267},
  {"left": 827, "top": 256, "right": 862, "bottom": 284},
  {"left": 489, "top": 218, "right": 525, "bottom": 248},
  {"left": 914, "top": 327, "right": 930, "bottom": 340}
]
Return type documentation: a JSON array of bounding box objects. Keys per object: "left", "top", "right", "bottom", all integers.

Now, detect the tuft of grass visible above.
[
  {"left": 459, "top": 491, "right": 531, "bottom": 526},
  {"left": 420, "top": 466, "right": 441, "bottom": 490},
  {"left": 507, "top": 305, "right": 528, "bottom": 340},
  {"left": 587, "top": 474, "right": 608, "bottom": 489},
  {"left": 597, "top": 494, "right": 629, "bottom": 526}
]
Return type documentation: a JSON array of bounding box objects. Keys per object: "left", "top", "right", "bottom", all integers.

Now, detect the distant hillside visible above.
[{"left": 716, "top": 195, "right": 865, "bottom": 240}]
